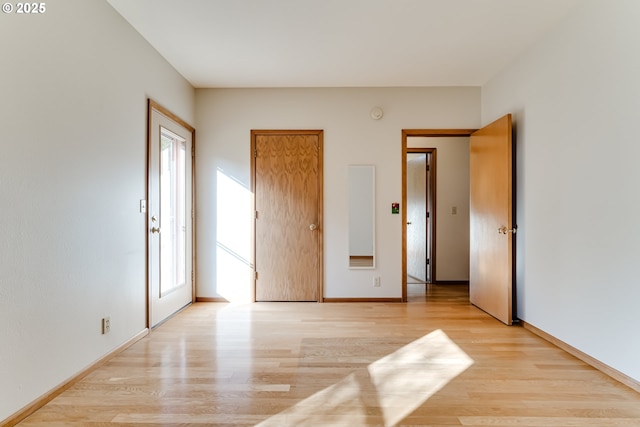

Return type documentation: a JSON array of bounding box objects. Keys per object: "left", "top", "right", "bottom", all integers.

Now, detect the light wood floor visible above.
[{"left": 18, "top": 284, "right": 640, "bottom": 426}]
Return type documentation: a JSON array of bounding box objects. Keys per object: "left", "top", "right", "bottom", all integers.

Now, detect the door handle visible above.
[
  {"left": 151, "top": 226, "right": 161, "bottom": 234},
  {"left": 498, "top": 226, "right": 517, "bottom": 235},
  {"left": 406, "top": 222, "right": 412, "bottom": 225},
  {"left": 309, "top": 224, "right": 317, "bottom": 231}
]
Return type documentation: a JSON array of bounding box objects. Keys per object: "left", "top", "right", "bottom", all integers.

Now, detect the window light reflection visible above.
[
  {"left": 256, "top": 329, "right": 473, "bottom": 427},
  {"left": 216, "top": 169, "right": 252, "bottom": 303}
]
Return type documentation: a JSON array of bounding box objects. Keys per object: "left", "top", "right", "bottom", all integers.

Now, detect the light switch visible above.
[{"left": 140, "top": 199, "right": 147, "bottom": 213}]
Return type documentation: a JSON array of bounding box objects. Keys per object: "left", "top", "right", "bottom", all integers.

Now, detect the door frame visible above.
[
  {"left": 402, "top": 129, "right": 476, "bottom": 302},
  {"left": 146, "top": 99, "right": 196, "bottom": 328},
  {"left": 250, "top": 129, "right": 324, "bottom": 302}
]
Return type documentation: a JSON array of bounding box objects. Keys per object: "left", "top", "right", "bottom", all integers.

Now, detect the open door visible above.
[
  {"left": 469, "top": 114, "right": 515, "bottom": 325},
  {"left": 406, "top": 151, "right": 432, "bottom": 283}
]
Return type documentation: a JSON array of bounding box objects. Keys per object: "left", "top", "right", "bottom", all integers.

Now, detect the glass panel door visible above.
[
  {"left": 148, "top": 102, "right": 193, "bottom": 328},
  {"left": 160, "top": 128, "right": 186, "bottom": 296}
]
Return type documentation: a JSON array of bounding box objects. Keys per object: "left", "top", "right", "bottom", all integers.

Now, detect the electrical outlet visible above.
[
  {"left": 102, "top": 317, "right": 111, "bottom": 335},
  {"left": 373, "top": 276, "right": 381, "bottom": 287}
]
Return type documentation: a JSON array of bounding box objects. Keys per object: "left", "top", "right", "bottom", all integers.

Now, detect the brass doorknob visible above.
[
  {"left": 498, "top": 226, "right": 517, "bottom": 235},
  {"left": 309, "top": 224, "right": 317, "bottom": 231},
  {"left": 151, "top": 226, "right": 161, "bottom": 234}
]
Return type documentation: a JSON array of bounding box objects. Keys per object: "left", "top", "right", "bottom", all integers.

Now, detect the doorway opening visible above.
[
  {"left": 406, "top": 150, "right": 434, "bottom": 286},
  {"left": 402, "top": 129, "right": 475, "bottom": 302}
]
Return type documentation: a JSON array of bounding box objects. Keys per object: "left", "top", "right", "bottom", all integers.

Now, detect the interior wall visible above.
[
  {"left": 195, "top": 87, "right": 480, "bottom": 300},
  {"left": 0, "top": 0, "right": 195, "bottom": 420},
  {"left": 408, "top": 137, "right": 470, "bottom": 281},
  {"left": 482, "top": 0, "right": 640, "bottom": 382}
]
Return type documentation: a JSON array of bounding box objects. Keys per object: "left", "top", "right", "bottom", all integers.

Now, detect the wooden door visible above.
[
  {"left": 252, "top": 130, "right": 323, "bottom": 301},
  {"left": 469, "top": 114, "right": 514, "bottom": 325},
  {"left": 148, "top": 101, "right": 194, "bottom": 327}
]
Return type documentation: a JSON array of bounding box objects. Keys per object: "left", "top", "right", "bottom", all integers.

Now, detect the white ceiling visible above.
[{"left": 106, "top": 0, "right": 583, "bottom": 88}]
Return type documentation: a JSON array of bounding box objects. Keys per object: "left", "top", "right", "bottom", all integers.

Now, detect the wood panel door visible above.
[
  {"left": 252, "top": 130, "right": 323, "bottom": 302},
  {"left": 469, "top": 114, "right": 515, "bottom": 325}
]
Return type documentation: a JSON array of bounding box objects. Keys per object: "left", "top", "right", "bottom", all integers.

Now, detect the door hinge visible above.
[
  {"left": 426, "top": 212, "right": 430, "bottom": 218},
  {"left": 255, "top": 211, "right": 259, "bottom": 219},
  {"left": 254, "top": 149, "right": 258, "bottom": 158},
  {"left": 254, "top": 271, "right": 258, "bottom": 280},
  {"left": 191, "top": 270, "right": 195, "bottom": 282},
  {"left": 426, "top": 258, "right": 430, "bottom": 265}
]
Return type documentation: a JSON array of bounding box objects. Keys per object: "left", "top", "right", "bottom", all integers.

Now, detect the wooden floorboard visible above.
[{"left": 16, "top": 284, "right": 640, "bottom": 426}]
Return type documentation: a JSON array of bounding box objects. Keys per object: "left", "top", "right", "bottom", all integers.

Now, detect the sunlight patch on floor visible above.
[{"left": 256, "top": 329, "right": 473, "bottom": 427}]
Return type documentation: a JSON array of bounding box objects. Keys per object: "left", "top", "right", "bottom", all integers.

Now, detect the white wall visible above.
[
  {"left": 482, "top": 0, "right": 640, "bottom": 382},
  {"left": 195, "top": 87, "right": 479, "bottom": 300},
  {"left": 408, "top": 137, "right": 470, "bottom": 281},
  {"left": 0, "top": 0, "right": 194, "bottom": 420}
]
